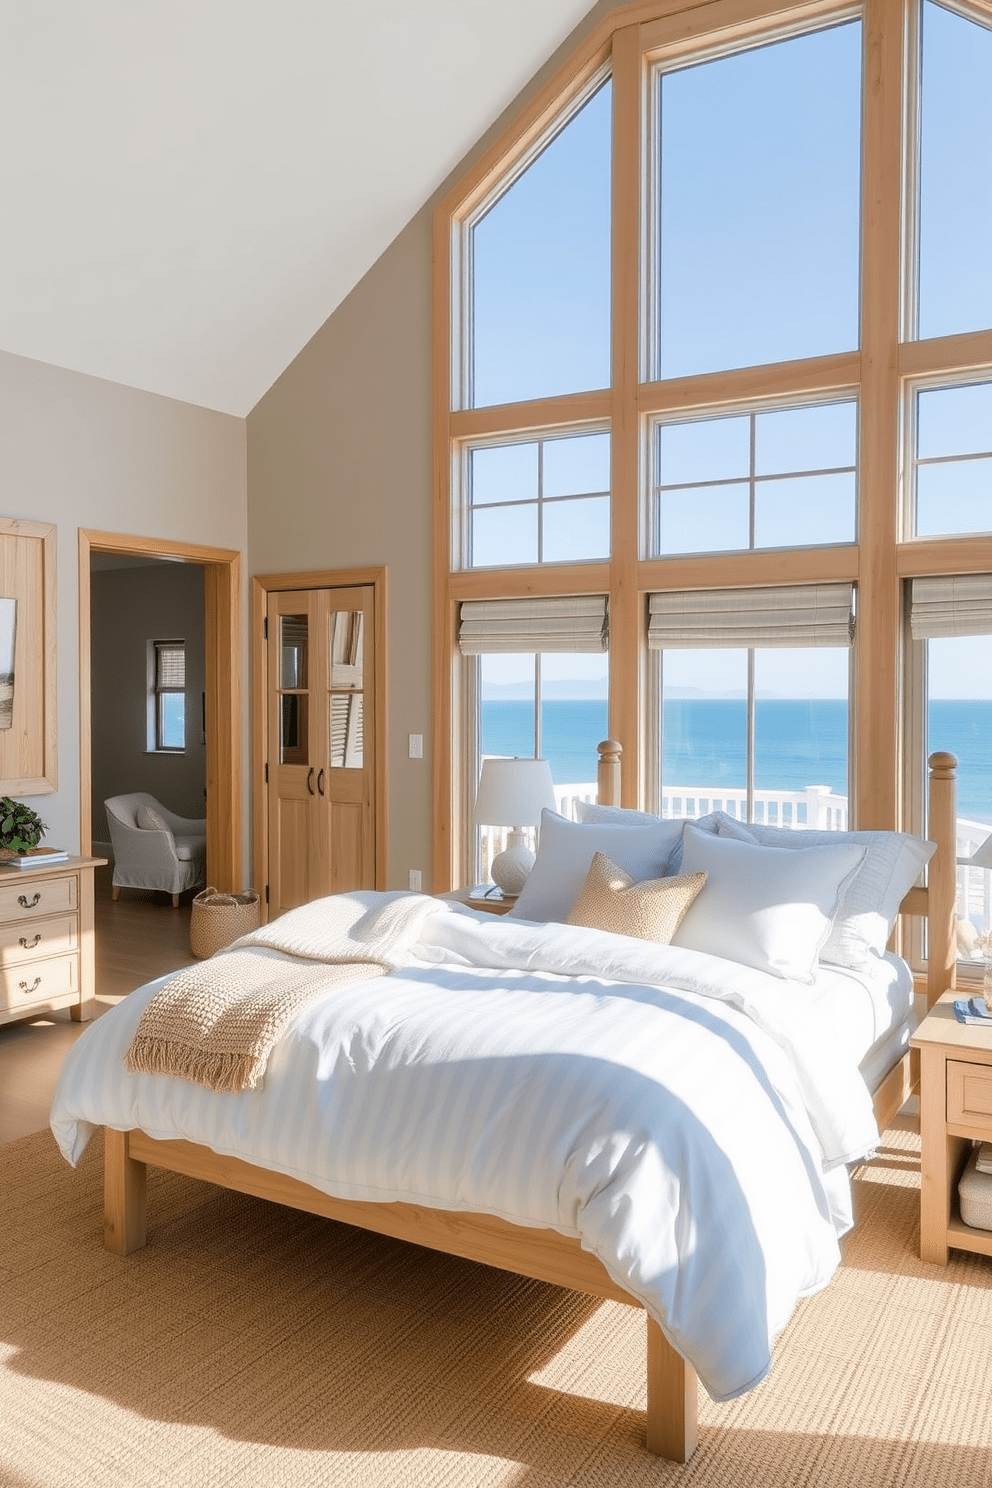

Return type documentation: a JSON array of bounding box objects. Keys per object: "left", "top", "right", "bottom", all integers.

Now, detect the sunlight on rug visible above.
[{"left": 1, "top": 1121, "right": 990, "bottom": 1488}]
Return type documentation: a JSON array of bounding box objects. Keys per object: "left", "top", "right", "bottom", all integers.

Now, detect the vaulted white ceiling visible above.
[{"left": 0, "top": 2, "right": 595, "bottom": 416}]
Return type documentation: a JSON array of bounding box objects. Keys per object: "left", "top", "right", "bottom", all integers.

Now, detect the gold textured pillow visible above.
[{"left": 567, "top": 852, "right": 707, "bottom": 944}]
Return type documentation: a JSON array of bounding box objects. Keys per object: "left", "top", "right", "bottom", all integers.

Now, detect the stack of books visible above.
[{"left": 1, "top": 846, "right": 69, "bottom": 869}]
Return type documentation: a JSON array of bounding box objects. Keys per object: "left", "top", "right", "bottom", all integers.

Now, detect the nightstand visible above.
[
  {"left": 439, "top": 886, "right": 517, "bottom": 916},
  {"left": 0, "top": 855, "right": 104, "bottom": 1027},
  {"left": 911, "top": 989, "right": 992, "bottom": 1264}
]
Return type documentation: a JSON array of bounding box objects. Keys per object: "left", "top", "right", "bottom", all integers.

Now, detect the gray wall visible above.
[{"left": 91, "top": 561, "right": 207, "bottom": 847}]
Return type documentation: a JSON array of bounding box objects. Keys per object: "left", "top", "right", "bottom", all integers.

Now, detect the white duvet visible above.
[{"left": 50, "top": 895, "right": 880, "bottom": 1403}]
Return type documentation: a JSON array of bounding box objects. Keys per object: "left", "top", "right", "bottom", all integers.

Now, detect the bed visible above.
[{"left": 50, "top": 744, "right": 959, "bottom": 1464}]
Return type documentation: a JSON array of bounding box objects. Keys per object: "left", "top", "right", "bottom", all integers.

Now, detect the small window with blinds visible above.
[
  {"left": 648, "top": 584, "right": 854, "bottom": 826},
  {"left": 150, "top": 640, "right": 186, "bottom": 752},
  {"left": 650, "top": 401, "right": 857, "bottom": 556},
  {"left": 908, "top": 574, "right": 992, "bottom": 965}
]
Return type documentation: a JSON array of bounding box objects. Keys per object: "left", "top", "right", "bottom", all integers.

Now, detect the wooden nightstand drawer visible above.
[
  {"left": 947, "top": 1060, "right": 992, "bottom": 1137},
  {"left": 0, "top": 874, "right": 76, "bottom": 922},
  {"left": 0, "top": 915, "right": 77, "bottom": 966},
  {"left": 0, "top": 953, "right": 79, "bottom": 1013}
]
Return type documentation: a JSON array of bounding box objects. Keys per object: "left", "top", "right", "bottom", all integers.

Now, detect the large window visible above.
[
  {"left": 462, "top": 429, "right": 610, "bottom": 568},
  {"left": 912, "top": 380, "right": 992, "bottom": 538},
  {"left": 653, "top": 21, "right": 862, "bottom": 379},
  {"left": 649, "top": 583, "right": 853, "bottom": 825},
  {"left": 651, "top": 401, "right": 857, "bottom": 555},
  {"left": 917, "top": 0, "right": 992, "bottom": 340},
  {"left": 909, "top": 575, "right": 992, "bottom": 965},
  {"left": 469, "top": 79, "right": 612, "bottom": 408},
  {"left": 460, "top": 595, "right": 609, "bottom": 880},
  {"left": 436, "top": 0, "right": 992, "bottom": 944}
]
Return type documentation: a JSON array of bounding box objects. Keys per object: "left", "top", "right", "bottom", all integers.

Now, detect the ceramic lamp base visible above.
[{"left": 490, "top": 830, "right": 535, "bottom": 897}]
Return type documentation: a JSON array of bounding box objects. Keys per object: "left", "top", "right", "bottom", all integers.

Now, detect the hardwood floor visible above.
[{"left": 0, "top": 865, "right": 195, "bottom": 1142}]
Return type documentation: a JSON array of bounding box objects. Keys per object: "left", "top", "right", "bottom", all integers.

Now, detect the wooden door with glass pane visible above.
[{"left": 266, "top": 585, "right": 375, "bottom": 916}]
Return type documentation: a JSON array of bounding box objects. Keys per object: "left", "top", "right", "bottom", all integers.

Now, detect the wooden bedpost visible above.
[
  {"left": 104, "top": 1128, "right": 148, "bottom": 1255},
  {"left": 646, "top": 1318, "right": 698, "bottom": 1462},
  {"left": 597, "top": 739, "right": 622, "bottom": 807},
  {"left": 926, "top": 750, "right": 958, "bottom": 1008}
]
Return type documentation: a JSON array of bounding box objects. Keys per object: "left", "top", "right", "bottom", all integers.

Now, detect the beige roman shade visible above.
[
  {"left": 155, "top": 640, "right": 186, "bottom": 688},
  {"left": 648, "top": 583, "right": 855, "bottom": 650},
  {"left": 459, "top": 596, "right": 609, "bottom": 654},
  {"left": 910, "top": 574, "right": 992, "bottom": 639}
]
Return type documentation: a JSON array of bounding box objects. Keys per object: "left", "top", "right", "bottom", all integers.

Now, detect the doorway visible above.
[
  {"left": 252, "top": 567, "right": 386, "bottom": 920},
  {"left": 79, "top": 529, "right": 242, "bottom": 891}
]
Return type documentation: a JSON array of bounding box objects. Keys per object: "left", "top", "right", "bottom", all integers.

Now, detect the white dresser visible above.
[{"left": 0, "top": 856, "right": 103, "bottom": 1026}]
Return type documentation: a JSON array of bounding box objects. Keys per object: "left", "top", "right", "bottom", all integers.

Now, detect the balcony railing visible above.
[{"left": 478, "top": 778, "right": 992, "bottom": 938}]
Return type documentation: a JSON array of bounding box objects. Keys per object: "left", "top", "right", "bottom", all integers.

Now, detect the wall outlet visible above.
[
  {"left": 408, "top": 733, "right": 423, "bottom": 759},
  {"left": 408, "top": 869, "right": 422, "bottom": 892}
]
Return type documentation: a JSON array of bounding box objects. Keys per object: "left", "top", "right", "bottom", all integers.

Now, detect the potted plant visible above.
[{"left": 0, "top": 797, "right": 48, "bottom": 859}]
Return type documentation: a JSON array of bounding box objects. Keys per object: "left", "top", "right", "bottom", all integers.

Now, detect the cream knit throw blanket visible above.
[{"left": 124, "top": 891, "right": 448, "bottom": 1094}]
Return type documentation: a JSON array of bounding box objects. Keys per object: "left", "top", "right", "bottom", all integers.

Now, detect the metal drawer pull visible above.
[
  {"left": 19, "top": 976, "right": 41, "bottom": 994},
  {"left": 317, "top": 767, "right": 325, "bottom": 796},
  {"left": 17, "top": 893, "right": 41, "bottom": 909},
  {"left": 307, "top": 767, "right": 315, "bottom": 796},
  {"left": 18, "top": 934, "right": 41, "bottom": 949}
]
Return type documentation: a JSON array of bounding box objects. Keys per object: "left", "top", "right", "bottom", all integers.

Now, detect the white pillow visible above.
[
  {"left": 575, "top": 803, "right": 724, "bottom": 871},
  {"left": 714, "top": 816, "right": 935, "bottom": 970},
  {"left": 135, "top": 803, "right": 170, "bottom": 833},
  {"left": 672, "top": 824, "right": 866, "bottom": 983},
  {"left": 576, "top": 801, "right": 665, "bottom": 827},
  {"left": 509, "top": 810, "right": 683, "bottom": 923}
]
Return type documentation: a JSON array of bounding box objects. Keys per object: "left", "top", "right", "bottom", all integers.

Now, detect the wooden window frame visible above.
[
  {"left": 149, "top": 639, "right": 186, "bottom": 754},
  {"left": 432, "top": 0, "right": 992, "bottom": 896}
]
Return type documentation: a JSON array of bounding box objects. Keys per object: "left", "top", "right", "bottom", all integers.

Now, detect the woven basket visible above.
[{"left": 189, "top": 887, "right": 260, "bottom": 959}]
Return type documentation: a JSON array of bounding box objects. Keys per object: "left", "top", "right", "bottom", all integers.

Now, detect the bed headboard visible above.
[{"left": 594, "top": 741, "right": 959, "bottom": 1007}]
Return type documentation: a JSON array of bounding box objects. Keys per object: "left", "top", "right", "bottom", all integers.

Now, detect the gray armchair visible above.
[{"left": 104, "top": 792, "right": 207, "bottom": 906}]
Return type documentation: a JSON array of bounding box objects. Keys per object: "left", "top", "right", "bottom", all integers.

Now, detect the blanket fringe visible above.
[{"left": 124, "top": 1036, "right": 265, "bottom": 1094}]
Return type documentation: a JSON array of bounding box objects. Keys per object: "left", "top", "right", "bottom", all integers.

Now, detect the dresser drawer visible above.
[
  {"left": 0, "top": 953, "right": 79, "bottom": 1013},
  {"left": 947, "top": 1060, "right": 992, "bottom": 1138},
  {"left": 0, "top": 873, "right": 76, "bottom": 923},
  {"left": 0, "top": 915, "right": 77, "bottom": 966}
]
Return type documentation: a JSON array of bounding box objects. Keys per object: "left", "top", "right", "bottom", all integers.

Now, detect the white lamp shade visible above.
[{"left": 473, "top": 758, "right": 556, "bottom": 828}]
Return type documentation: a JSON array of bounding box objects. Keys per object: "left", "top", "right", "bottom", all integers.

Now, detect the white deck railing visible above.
[{"left": 478, "top": 778, "right": 992, "bottom": 935}]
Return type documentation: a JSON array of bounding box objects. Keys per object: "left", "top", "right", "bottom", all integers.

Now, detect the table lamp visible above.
[{"left": 473, "top": 757, "right": 556, "bottom": 896}]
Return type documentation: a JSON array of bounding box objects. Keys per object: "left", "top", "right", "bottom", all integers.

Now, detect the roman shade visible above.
[
  {"left": 909, "top": 574, "right": 992, "bottom": 639},
  {"left": 459, "top": 596, "right": 609, "bottom": 654},
  {"left": 647, "top": 583, "right": 855, "bottom": 650},
  {"left": 155, "top": 641, "right": 186, "bottom": 688}
]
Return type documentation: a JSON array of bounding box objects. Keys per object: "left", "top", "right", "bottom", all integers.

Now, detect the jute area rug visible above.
[{"left": 1, "top": 1118, "right": 990, "bottom": 1488}]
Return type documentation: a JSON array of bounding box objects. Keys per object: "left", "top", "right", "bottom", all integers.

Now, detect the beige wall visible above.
[
  {"left": 246, "top": 0, "right": 611, "bottom": 889},
  {"left": 247, "top": 213, "right": 432, "bottom": 889},
  {"left": 0, "top": 349, "right": 247, "bottom": 855}
]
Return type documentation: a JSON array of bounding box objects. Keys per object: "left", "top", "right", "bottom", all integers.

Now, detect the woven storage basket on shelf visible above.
[{"left": 189, "top": 887, "right": 260, "bottom": 959}]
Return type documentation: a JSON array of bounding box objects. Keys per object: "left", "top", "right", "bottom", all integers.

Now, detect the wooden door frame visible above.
[
  {"left": 252, "top": 567, "right": 387, "bottom": 917},
  {"left": 79, "top": 529, "right": 243, "bottom": 891}
]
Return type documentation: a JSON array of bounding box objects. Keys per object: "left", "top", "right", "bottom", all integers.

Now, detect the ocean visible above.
[{"left": 481, "top": 698, "right": 992, "bottom": 825}]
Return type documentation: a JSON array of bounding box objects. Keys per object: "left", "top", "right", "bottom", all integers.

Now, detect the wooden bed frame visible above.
[{"left": 103, "top": 744, "right": 959, "bottom": 1464}]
